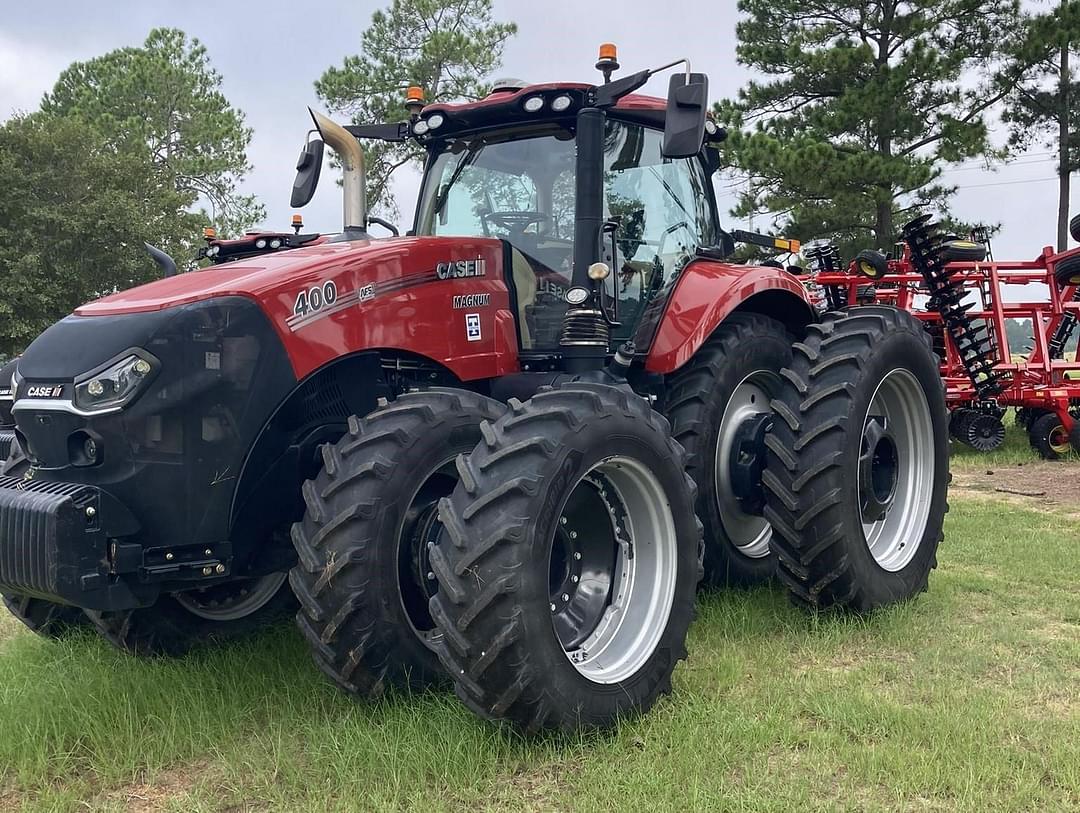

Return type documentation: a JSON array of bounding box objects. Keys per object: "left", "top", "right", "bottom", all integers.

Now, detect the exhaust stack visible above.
[{"left": 309, "top": 108, "right": 367, "bottom": 233}]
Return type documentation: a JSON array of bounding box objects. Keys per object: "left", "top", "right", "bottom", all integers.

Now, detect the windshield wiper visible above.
[
  {"left": 432, "top": 139, "right": 485, "bottom": 217},
  {"left": 648, "top": 167, "right": 695, "bottom": 224}
]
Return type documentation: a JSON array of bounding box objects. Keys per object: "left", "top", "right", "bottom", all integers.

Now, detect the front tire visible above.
[
  {"left": 430, "top": 384, "right": 701, "bottom": 732},
  {"left": 86, "top": 571, "right": 295, "bottom": 656},
  {"left": 763, "top": 307, "right": 949, "bottom": 612},
  {"left": 290, "top": 389, "right": 506, "bottom": 697},
  {"left": 665, "top": 313, "right": 790, "bottom": 586}
]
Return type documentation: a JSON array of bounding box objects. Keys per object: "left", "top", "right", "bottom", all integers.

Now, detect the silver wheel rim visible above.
[
  {"left": 860, "top": 369, "right": 934, "bottom": 572},
  {"left": 174, "top": 571, "right": 288, "bottom": 621},
  {"left": 714, "top": 371, "right": 779, "bottom": 558},
  {"left": 552, "top": 457, "right": 679, "bottom": 684}
]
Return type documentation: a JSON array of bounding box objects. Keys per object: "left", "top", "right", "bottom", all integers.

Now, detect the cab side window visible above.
[{"left": 603, "top": 123, "right": 716, "bottom": 339}]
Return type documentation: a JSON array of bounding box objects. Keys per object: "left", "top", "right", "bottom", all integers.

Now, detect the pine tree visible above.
[
  {"left": 1000, "top": 1, "right": 1080, "bottom": 251},
  {"left": 719, "top": 0, "right": 1021, "bottom": 252},
  {"left": 315, "top": 0, "right": 517, "bottom": 217}
]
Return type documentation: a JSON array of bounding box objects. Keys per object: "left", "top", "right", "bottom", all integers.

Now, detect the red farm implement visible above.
[{"left": 808, "top": 216, "right": 1080, "bottom": 458}]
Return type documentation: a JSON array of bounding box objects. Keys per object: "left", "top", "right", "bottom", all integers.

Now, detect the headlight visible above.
[
  {"left": 413, "top": 119, "right": 430, "bottom": 136},
  {"left": 426, "top": 113, "right": 445, "bottom": 130},
  {"left": 74, "top": 353, "right": 157, "bottom": 413},
  {"left": 7, "top": 365, "right": 20, "bottom": 398},
  {"left": 551, "top": 95, "right": 572, "bottom": 113},
  {"left": 523, "top": 96, "right": 545, "bottom": 113}
]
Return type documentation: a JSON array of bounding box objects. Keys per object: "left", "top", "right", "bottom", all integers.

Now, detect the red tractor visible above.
[{"left": 0, "top": 48, "right": 948, "bottom": 732}]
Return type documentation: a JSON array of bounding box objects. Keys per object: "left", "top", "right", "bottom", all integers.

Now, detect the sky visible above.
[{"left": 0, "top": 0, "right": 1076, "bottom": 260}]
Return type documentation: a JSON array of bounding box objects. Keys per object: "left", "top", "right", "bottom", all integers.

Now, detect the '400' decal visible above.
[{"left": 293, "top": 281, "right": 338, "bottom": 317}]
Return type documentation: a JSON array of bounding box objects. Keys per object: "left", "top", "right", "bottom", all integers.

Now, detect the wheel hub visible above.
[
  {"left": 399, "top": 467, "right": 456, "bottom": 636},
  {"left": 728, "top": 412, "right": 772, "bottom": 515},
  {"left": 174, "top": 571, "right": 287, "bottom": 622},
  {"left": 549, "top": 475, "right": 619, "bottom": 650},
  {"left": 714, "top": 371, "right": 781, "bottom": 558},
  {"left": 548, "top": 458, "right": 679, "bottom": 685},
  {"left": 859, "top": 417, "right": 898, "bottom": 523}
]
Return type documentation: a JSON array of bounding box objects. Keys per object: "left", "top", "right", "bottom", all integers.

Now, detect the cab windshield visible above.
[{"left": 417, "top": 120, "right": 716, "bottom": 349}]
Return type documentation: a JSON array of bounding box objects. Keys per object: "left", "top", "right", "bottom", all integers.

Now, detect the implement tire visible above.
[
  {"left": 429, "top": 384, "right": 701, "bottom": 732},
  {"left": 1029, "top": 412, "right": 1072, "bottom": 460},
  {"left": 290, "top": 389, "right": 506, "bottom": 697},
  {"left": 762, "top": 306, "right": 949, "bottom": 612},
  {"left": 665, "top": 313, "right": 790, "bottom": 586}
]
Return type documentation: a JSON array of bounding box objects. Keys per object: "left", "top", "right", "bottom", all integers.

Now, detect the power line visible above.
[{"left": 954, "top": 175, "right": 1059, "bottom": 190}]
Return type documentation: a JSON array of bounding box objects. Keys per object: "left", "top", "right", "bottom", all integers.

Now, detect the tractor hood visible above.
[
  {"left": 78, "top": 237, "right": 420, "bottom": 316},
  {"left": 73, "top": 234, "right": 517, "bottom": 382}
]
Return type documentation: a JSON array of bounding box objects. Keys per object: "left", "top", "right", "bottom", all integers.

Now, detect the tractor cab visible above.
[
  {"left": 413, "top": 103, "right": 720, "bottom": 350},
  {"left": 294, "top": 46, "right": 722, "bottom": 367}
]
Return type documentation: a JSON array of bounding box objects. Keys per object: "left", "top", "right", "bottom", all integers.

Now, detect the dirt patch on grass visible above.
[
  {"left": 952, "top": 459, "right": 1080, "bottom": 518},
  {"left": 94, "top": 761, "right": 216, "bottom": 812}
]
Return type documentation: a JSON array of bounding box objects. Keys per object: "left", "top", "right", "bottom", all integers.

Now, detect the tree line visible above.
[{"left": 0, "top": 0, "right": 1076, "bottom": 356}]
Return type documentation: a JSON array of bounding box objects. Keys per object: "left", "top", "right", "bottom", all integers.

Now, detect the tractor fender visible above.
[{"left": 644, "top": 260, "right": 814, "bottom": 374}]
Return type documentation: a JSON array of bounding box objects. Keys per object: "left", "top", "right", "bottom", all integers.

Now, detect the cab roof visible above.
[{"left": 418, "top": 82, "right": 668, "bottom": 132}]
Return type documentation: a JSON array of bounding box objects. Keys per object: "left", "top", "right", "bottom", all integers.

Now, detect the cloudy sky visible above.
[{"left": 1, "top": 0, "right": 1075, "bottom": 259}]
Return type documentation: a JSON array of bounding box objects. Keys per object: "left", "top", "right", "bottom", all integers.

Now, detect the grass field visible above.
[{"left": 1, "top": 427, "right": 1078, "bottom": 812}]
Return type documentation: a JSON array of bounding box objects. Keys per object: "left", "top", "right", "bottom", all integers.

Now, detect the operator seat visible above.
[{"left": 509, "top": 247, "right": 538, "bottom": 349}]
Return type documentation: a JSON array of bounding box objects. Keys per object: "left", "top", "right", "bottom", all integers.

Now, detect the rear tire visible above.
[
  {"left": 86, "top": 571, "right": 294, "bottom": 656},
  {"left": 429, "top": 384, "right": 701, "bottom": 732},
  {"left": 1029, "top": 412, "right": 1072, "bottom": 460},
  {"left": 290, "top": 389, "right": 506, "bottom": 697},
  {"left": 762, "top": 306, "right": 949, "bottom": 612},
  {"left": 665, "top": 313, "right": 790, "bottom": 586}
]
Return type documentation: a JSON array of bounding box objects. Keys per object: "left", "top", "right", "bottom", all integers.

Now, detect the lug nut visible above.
[
  {"left": 165, "top": 552, "right": 174, "bottom": 561},
  {"left": 550, "top": 603, "right": 557, "bottom": 612},
  {"left": 215, "top": 564, "right": 226, "bottom": 574},
  {"left": 562, "top": 593, "right": 569, "bottom": 602},
  {"left": 204, "top": 549, "right": 213, "bottom": 556},
  {"left": 85, "top": 506, "right": 97, "bottom": 519},
  {"left": 569, "top": 531, "right": 578, "bottom": 539},
  {"left": 574, "top": 552, "right": 582, "bottom": 560},
  {"left": 571, "top": 575, "right": 579, "bottom": 583},
  {"left": 202, "top": 566, "right": 213, "bottom": 576},
  {"left": 427, "top": 571, "right": 436, "bottom": 581}
]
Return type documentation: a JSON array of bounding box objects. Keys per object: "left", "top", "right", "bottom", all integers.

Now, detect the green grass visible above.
[{"left": 1, "top": 497, "right": 1078, "bottom": 812}]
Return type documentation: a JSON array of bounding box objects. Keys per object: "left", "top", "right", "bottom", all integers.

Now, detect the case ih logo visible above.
[
  {"left": 436, "top": 257, "right": 486, "bottom": 280},
  {"left": 25, "top": 385, "right": 63, "bottom": 398}
]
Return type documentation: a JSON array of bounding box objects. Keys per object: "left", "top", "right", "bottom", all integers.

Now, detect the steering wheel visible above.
[{"left": 481, "top": 211, "right": 550, "bottom": 234}]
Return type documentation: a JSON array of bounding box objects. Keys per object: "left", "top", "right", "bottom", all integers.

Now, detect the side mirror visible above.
[
  {"left": 290, "top": 138, "right": 324, "bottom": 208},
  {"left": 662, "top": 72, "right": 709, "bottom": 159}
]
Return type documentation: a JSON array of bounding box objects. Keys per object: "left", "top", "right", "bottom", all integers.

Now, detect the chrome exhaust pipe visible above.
[{"left": 309, "top": 108, "right": 366, "bottom": 232}]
